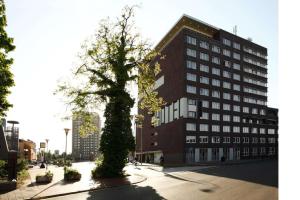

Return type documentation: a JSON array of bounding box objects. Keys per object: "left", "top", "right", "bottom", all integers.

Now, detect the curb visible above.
[
  {"left": 147, "top": 159, "right": 277, "bottom": 173},
  {"left": 26, "top": 174, "right": 147, "bottom": 200}
]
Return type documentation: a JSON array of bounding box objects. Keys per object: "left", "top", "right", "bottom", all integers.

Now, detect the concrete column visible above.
[
  {"left": 219, "top": 148, "right": 223, "bottom": 160},
  {"left": 229, "top": 148, "right": 234, "bottom": 160},
  {"left": 195, "top": 148, "right": 199, "bottom": 162},
  {"left": 207, "top": 148, "right": 212, "bottom": 161}
]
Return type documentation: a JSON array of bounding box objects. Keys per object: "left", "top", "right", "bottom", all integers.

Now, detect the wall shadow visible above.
[
  {"left": 191, "top": 159, "right": 278, "bottom": 188},
  {"left": 86, "top": 184, "right": 165, "bottom": 200}
]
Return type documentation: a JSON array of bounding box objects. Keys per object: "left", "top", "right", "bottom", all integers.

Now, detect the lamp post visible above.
[
  {"left": 45, "top": 139, "right": 49, "bottom": 152},
  {"left": 64, "top": 128, "right": 70, "bottom": 164},
  {"left": 7, "top": 120, "right": 19, "bottom": 151}
]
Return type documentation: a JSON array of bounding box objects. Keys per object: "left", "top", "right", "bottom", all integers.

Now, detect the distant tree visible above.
[
  {"left": 57, "top": 6, "right": 164, "bottom": 177},
  {"left": 0, "top": 0, "right": 15, "bottom": 118}
]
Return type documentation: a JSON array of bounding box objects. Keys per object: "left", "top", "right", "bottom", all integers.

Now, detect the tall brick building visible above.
[{"left": 136, "top": 15, "right": 278, "bottom": 165}]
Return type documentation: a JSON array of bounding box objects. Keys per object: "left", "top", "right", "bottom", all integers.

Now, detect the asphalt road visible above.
[{"left": 48, "top": 160, "right": 278, "bottom": 200}]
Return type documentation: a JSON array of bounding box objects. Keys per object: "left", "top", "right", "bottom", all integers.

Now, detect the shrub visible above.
[
  {"left": 0, "top": 160, "right": 8, "bottom": 178},
  {"left": 53, "top": 159, "right": 72, "bottom": 167},
  {"left": 92, "top": 162, "right": 125, "bottom": 179},
  {"left": 64, "top": 167, "right": 81, "bottom": 181},
  {"left": 17, "top": 159, "right": 28, "bottom": 172},
  {"left": 36, "top": 171, "right": 53, "bottom": 183}
]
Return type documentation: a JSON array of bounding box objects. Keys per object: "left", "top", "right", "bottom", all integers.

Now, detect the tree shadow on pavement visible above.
[
  {"left": 193, "top": 160, "right": 278, "bottom": 188},
  {"left": 86, "top": 184, "right": 166, "bottom": 200}
]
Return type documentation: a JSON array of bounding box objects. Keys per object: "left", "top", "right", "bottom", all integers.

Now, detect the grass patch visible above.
[{"left": 17, "top": 169, "right": 29, "bottom": 185}]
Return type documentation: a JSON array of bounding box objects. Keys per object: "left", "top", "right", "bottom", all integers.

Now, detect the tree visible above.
[
  {"left": 0, "top": 0, "right": 15, "bottom": 118},
  {"left": 57, "top": 6, "right": 164, "bottom": 177}
]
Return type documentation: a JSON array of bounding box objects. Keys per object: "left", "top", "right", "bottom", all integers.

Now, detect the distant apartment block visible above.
[
  {"left": 136, "top": 15, "right": 278, "bottom": 165},
  {"left": 72, "top": 113, "right": 101, "bottom": 160}
]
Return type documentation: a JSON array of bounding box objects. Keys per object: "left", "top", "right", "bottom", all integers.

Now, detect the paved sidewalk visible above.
[{"left": 0, "top": 163, "right": 146, "bottom": 200}]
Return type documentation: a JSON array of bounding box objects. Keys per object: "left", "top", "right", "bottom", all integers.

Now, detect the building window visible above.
[
  {"left": 201, "top": 112, "right": 209, "bottom": 120},
  {"left": 200, "top": 124, "right": 209, "bottom": 131},
  {"left": 223, "top": 137, "right": 230, "bottom": 143},
  {"left": 187, "top": 48, "right": 196, "bottom": 57},
  {"left": 268, "top": 147, "right": 275, "bottom": 155},
  {"left": 186, "top": 136, "right": 196, "bottom": 143},
  {"left": 233, "top": 63, "right": 240, "bottom": 71},
  {"left": 212, "top": 113, "right": 220, "bottom": 121},
  {"left": 223, "top": 38, "right": 231, "bottom": 46},
  {"left": 260, "top": 109, "right": 266, "bottom": 115},
  {"left": 223, "top": 104, "right": 231, "bottom": 111},
  {"left": 243, "top": 107, "right": 249, "bottom": 113},
  {"left": 233, "top": 84, "right": 240, "bottom": 91},
  {"left": 212, "top": 57, "right": 220, "bottom": 64},
  {"left": 233, "top": 95, "right": 240, "bottom": 102},
  {"left": 200, "top": 64, "right": 209, "bottom": 72},
  {"left": 252, "top": 108, "right": 258, "bottom": 114},
  {"left": 252, "top": 127, "right": 258, "bottom": 134},
  {"left": 186, "top": 123, "right": 196, "bottom": 131},
  {"left": 252, "top": 137, "right": 258, "bottom": 144},
  {"left": 223, "top": 126, "right": 230, "bottom": 133},
  {"left": 223, "top": 81, "right": 231, "bottom": 89},
  {"left": 233, "top": 116, "right": 240, "bottom": 122},
  {"left": 243, "top": 147, "right": 249, "bottom": 156},
  {"left": 260, "top": 147, "right": 266, "bottom": 155},
  {"left": 202, "top": 100, "right": 209, "bottom": 108},
  {"left": 199, "top": 76, "right": 209, "bottom": 84},
  {"left": 212, "top": 102, "right": 220, "bottom": 109},
  {"left": 223, "top": 71, "right": 231, "bottom": 78},
  {"left": 212, "top": 136, "right": 220, "bottom": 143},
  {"left": 233, "top": 42, "right": 240, "bottom": 50},
  {"left": 223, "top": 92, "right": 231, "bottom": 100},
  {"left": 233, "top": 105, "right": 240, "bottom": 112},
  {"left": 223, "top": 114, "right": 231, "bottom": 122},
  {"left": 186, "top": 73, "right": 197, "bottom": 82},
  {"left": 187, "top": 85, "right": 196, "bottom": 94},
  {"left": 188, "top": 111, "right": 196, "bottom": 118},
  {"left": 252, "top": 148, "right": 258, "bottom": 156},
  {"left": 187, "top": 60, "right": 197, "bottom": 70},
  {"left": 186, "top": 36, "right": 197, "bottom": 45},
  {"left": 212, "top": 68, "right": 220, "bottom": 76},
  {"left": 188, "top": 99, "right": 196, "bottom": 105},
  {"left": 268, "top": 129, "right": 275, "bottom": 134},
  {"left": 224, "top": 60, "right": 231, "bottom": 68},
  {"left": 223, "top": 49, "right": 231, "bottom": 57},
  {"left": 260, "top": 128, "right": 265, "bottom": 134},
  {"left": 200, "top": 88, "right": 209, "bottom": 96},
  {"left": 212, "top": 125, "right": 220, "bottom": 132},
  {"left": 199, "top": 136, "right": 208, "bottom": 143},
  {"left": 200, "top": 52, "right": 209, "bottom": 61},
  {"left": 199, "top": 41, "right": 209, "bottom": 49},
  {"left": 212, "top": 45, "right": 220, "bottom": 53},
  {"left": 233, "top": 52, "right": 240, "bottom": 60},
  {"left": 212, "top": 79, "right": 220, "bottom": 87},
  {"left": 260, "top": 138, "right": 266, "bottom": 144},
  {"left": 233, "top": 137, "right": 240, "bottom": 143},
  {"left": 233, "top": 126, "right": 240, "bottom": 133},
  {"left": 212, "top": 90, "right": 220, "bottom": 98},
  {"left": 243, "top": 137, "right": 249, "bottom": 144},
  {"left": 244, "top": 76, "right": 267, "bottom": 87},
  {"left": 233, "top": 73, "right": 240, "bottom": 81},
  {"left": 268, "top": 138, "right": 276, "bottom": 144}
]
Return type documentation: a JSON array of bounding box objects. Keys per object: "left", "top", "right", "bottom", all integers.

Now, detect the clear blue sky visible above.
[{"left": 4, "top": 0, "right": 278, "bottom": 153}]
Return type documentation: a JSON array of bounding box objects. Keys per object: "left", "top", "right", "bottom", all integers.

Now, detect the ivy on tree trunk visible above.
[{"left": 57, "top": 6, "right": 164, "bottom": 177}]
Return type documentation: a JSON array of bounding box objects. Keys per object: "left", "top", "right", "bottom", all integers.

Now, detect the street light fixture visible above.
[
  {"left": 45, "top": 139, "right": 49, "bottom": 153},
  {"left": 64, "top": 128, "right": 70, "bottom": 164}
]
